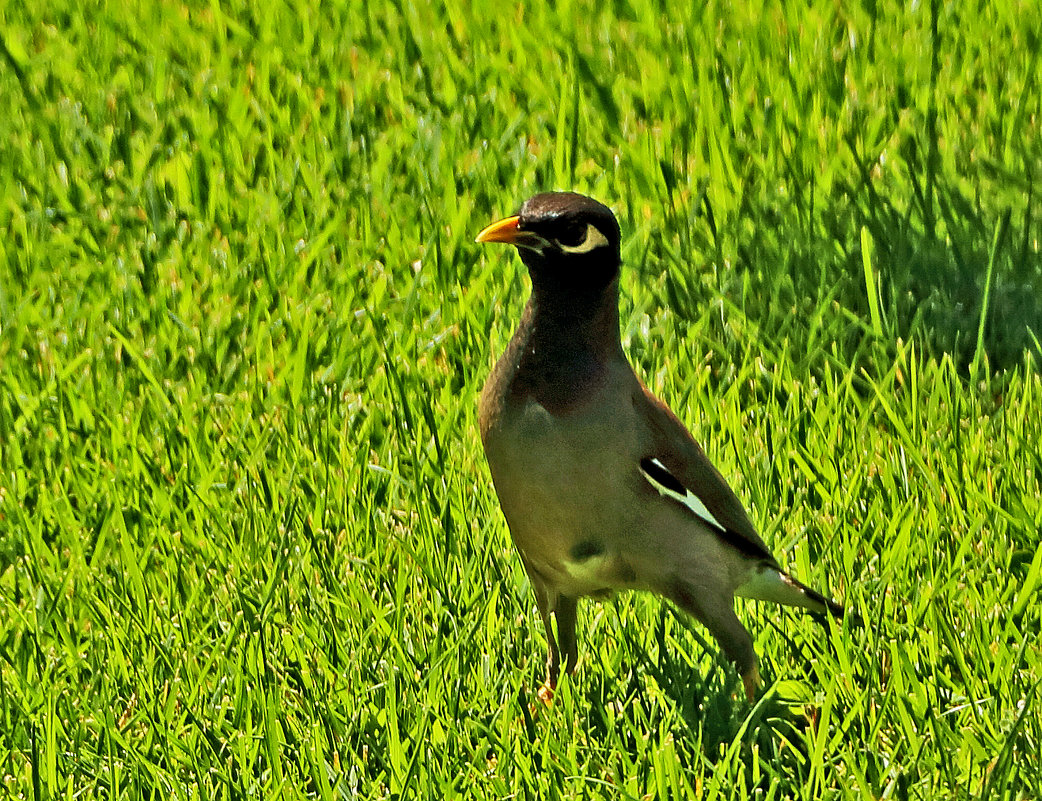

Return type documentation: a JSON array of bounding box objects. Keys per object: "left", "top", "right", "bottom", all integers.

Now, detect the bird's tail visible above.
[{"left": 736, "top": 564, "right": 845, "bottom": 619}]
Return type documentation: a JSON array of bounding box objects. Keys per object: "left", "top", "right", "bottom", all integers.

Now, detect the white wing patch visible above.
[
  {"left": 639, "top": 457, "right": 726, "bottom": 532},
  {"left": 556, "top": 223, "right": 609, "bottom": 254}
]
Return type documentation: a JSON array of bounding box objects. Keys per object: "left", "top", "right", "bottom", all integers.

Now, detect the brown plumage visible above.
[{"left": 475, "top": 192, "right": 846, "bottom": 702}]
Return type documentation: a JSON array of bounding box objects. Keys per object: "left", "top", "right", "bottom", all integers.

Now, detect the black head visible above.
[{"left": 476, "top": 192, "right": 622, "bottom": 291}]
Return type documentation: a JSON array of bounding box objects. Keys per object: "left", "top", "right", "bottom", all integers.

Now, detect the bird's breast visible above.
[{"left": 479, "top": 378, "right": 647, "bottom": 596}]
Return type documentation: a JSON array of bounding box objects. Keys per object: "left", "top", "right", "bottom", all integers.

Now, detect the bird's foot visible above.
[
  {"left": 742, "top": 666, "right": 761, "bottom": 702},
  {"left": 536, "top": 679, "right": 557, "bottom": 705}
]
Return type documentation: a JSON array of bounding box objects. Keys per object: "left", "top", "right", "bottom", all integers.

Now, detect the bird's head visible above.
[{"left": 476, "top": 192, "right": 621, "bottom": 292}]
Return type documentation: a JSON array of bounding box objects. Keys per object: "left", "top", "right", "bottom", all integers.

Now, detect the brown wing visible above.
[{"left": 637, "top": 383, "right": 779, "bottom": 566}]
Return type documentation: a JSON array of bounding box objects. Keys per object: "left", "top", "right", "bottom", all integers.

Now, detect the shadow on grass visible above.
[
  {"left": 850, "top": 176, "right": 1042, "bottom": 372},
  {"left": 568, "top": 604, "right": 827, "bottom": 791},
  {"left": 658, "top": 135, "right": 1042, "bottom": 376}
]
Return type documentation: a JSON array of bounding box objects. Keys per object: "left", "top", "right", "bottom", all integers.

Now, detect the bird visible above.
[{"left": 474, "top": 191, "right": 846, "bottom": 703}]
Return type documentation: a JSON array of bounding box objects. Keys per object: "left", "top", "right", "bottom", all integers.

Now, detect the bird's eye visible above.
[
  {"left": 555, "top": 223, "right": 587, "bottom": 248},
  {"left": 554, "top": 223, "right": 610, "bottom": 254}
]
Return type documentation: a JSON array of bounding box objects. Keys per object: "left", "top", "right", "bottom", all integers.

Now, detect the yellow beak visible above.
[{"left": 474, "top": 215, "right": 522, "bottom": 244}]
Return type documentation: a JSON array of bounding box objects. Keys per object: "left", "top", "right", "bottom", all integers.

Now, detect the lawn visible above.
[{"left": 1, "top": 0, "right": 1040, "bottom": 797}]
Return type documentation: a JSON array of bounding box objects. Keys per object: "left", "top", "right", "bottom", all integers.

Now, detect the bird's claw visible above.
[{"left": 742, "top": 666, "right": 761, "bottom": 702}]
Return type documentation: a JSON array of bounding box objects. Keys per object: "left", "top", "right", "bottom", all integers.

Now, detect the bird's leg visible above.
[
  {"left": 536, "top": 603, "right": 561, "bottom": 704},
  {"left": 705, "top": 608, "right": 760, "bottom": 701},
  {"left": 535, "top": 595, "right": 579, "bottom": 704},
  {"left": 556, "top": 595, "right": 579, "bottom": 676},
  {"left": 668, "top": 579, "right": 760, "bottom": 702}
]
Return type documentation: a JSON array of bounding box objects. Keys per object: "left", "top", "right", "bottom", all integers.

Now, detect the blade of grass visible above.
[
  {"left": 860, "top": 225, "right": 884, "bottom": 338},
  {"left": 971, "top": 208, "right": 1011, "bottom": 376}
]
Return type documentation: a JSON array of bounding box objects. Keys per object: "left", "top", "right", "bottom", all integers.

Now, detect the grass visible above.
[{"left": 1, "top": 0, "right": 1040, "bottom": 797}]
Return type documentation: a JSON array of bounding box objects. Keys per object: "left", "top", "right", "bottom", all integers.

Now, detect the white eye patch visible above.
[{"left": 555, "top": 223, "right": 609, "bottom": 254}]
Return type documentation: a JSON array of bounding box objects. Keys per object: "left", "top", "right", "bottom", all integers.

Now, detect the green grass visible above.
[{"left": 1, "top": 0, "right": 1041, "bottom": 797}]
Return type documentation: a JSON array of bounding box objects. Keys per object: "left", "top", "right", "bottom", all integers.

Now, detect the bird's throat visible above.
[{"left": 507, "top": 280, "right": 622, "bottom": 413}]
